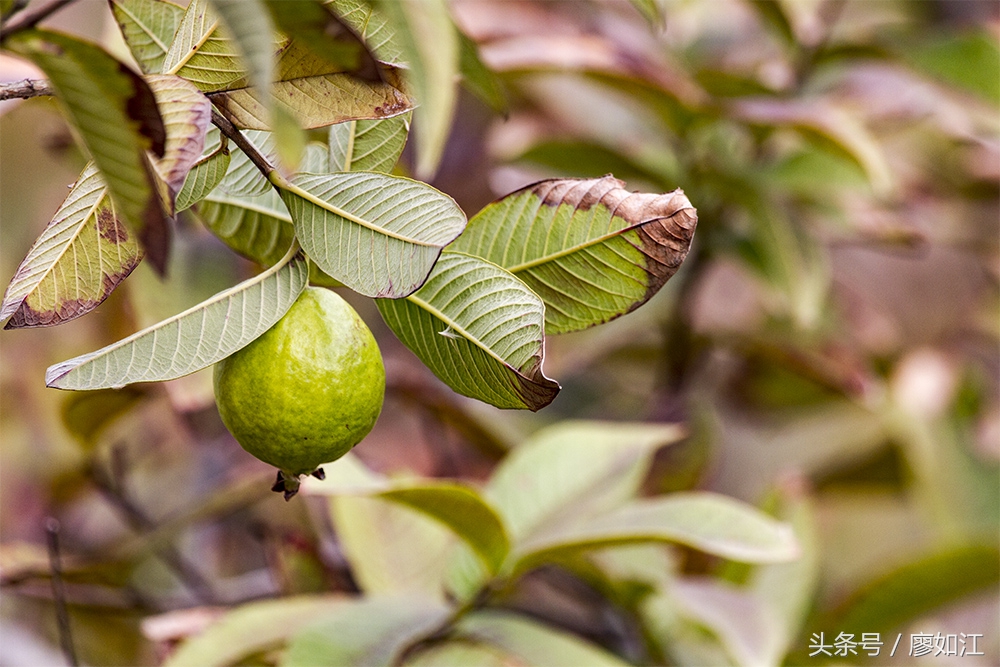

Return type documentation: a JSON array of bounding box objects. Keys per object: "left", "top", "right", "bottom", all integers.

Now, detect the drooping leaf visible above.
[
  {"left": 282, "top": 596, "right": 452, "bottom": 667},
  {"left": 194, "top": 190, "right": 294, "bottom": 267},
  {"left": 175, "top": 141, "right": 231, "bottom": 211},
  {"left": 208, "top": 41, "right": 412, "bottom": 130},
  {"left": 45, "top": 249, "right": 308, "bottom": 390},
  {"left": 281, "top": 171, "right": 466, "bottom": 298},
  {"left": 264, "top": 0, "right": 384, "bottom": 82},
  {"left": 5, "top": 29, "right": 172, "bottom": 273},
  {"left": 377, "top": 253, "right": 558, "bottom": 410},
  {"left": 145, "top": 74, "right": 212, "bottom": 198},
  {"left": 513, "top": 494, "right": 800, "bottom": 570},
  {"left": 449, "top": 176, "right": 698, "bottom": 334},
  {"left": 374, "top": 0, "right": 458, "bottom": 179},
  {"left": 330, "top": 495, "right": 456, "bottom": 599},
  {"left": 305, "top": 453, "right": 511, "bottom": 573},
  {"left": 208, "top": 0, "right": 275, "bottom": 97},
  {"left": 162, "top": 596, "right": 346, "bottom": 667},
  {"left": 402, "top": 641, "right": 515, "bottom": 667},
  {"left": 0, "top": 164, "right": 142, "bottom": 328},
  {"left": 486, "top": 421, "right": 686, "bottom": 541},
  {"left": 827, "top": 545, "right": 1000, "bottom": 639},
  {"left": 454, "top": 612, "right": 632, "bottom": 667},
  {"left": 330, "top": 0, "right": 404, "bottom": 65},
  {"left": 458, "top": 31, "right": 507, "bottom": 115},
  {"left": 328, "top": 113, "right": 410, "bottom": 173},
  {"left": 110, "top": 0, "right": 186, "bottom": 74},
  {"left": 162, "top": 0, "right": 255, "bottom": 93}
]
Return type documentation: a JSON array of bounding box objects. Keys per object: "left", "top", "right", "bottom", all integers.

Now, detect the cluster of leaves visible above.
[
  {"left": 1, "top": 0, "right": 696, "bottom": 414},
  {"left": 161, "top": 422, "right": 802, "bottom": 666}
]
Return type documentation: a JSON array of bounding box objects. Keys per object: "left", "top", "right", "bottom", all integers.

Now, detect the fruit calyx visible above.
[{"left": 272, "top": 467, "right": 327, "bottom": 501}]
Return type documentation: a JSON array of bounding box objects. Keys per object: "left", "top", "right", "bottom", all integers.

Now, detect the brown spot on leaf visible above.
[
  {"left": 626, "top": 190, "right": 698, "bottom": 309},
  {"left": 4, "top": 260, "right": 140, "bottom": 329},
  {"left": 97, "top": 207, "right": 129, "bottom": 244},
  {"left": 120, "top": 62, "right": 167, "bottom": 157}
]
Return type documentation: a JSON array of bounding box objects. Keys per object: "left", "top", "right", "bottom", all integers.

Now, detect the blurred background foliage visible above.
[{"left": 1, "top": 0, "right": 997, "bottom": 665}]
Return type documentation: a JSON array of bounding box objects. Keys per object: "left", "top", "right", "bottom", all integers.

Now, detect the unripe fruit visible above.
[{"left": 214, "top": 287, "right": 385, "bottom": 498}]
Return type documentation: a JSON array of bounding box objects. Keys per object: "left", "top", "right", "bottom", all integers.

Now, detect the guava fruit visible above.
[{"left": 214, "top": 287, "right": 385, "bottom": 499}]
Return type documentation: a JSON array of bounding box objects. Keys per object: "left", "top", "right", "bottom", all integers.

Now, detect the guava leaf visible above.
[
  {"left": 145, "top": 74, "right": 212, "bottom": 198},
  {"left": 162, "top": 0, "right": 255, "bottom": 93},
  {"left": 282, "top": 596, "right": 452, "bottom": 667},
  {"left": 401, "top": 641, "right": 516, "bottom": 667},
  {"left": 45, "top": 249, "right": 308, "bottom": 390},
  {"left": 458, "top": 31, "right": 507, "bottom": 114},
  {"left": 329, "top": 494, "right": 456, "bottom": 599},
  {"left": 110, "top": 0, "right": 186, "bottom": 74},
  {"left": 330, "top": 0, "right": 404, "bottom": 65},
  {"left": 328, "top": 113, "right": 410, "bottom": 173},
  {"left": 0, "top": 164, "right": 142, "bottom": 328},
  {"left": 376, "top": 253, "right": 558, "bottom": 410},
  {"left": 373, "top": 0, "right": 458, "bottom": 178},
  {"left": 513, "top": 494, "right": 800, "bottom": 569},
  {"left": 208, "top": 0, "right": 275, "bottom": 97},
  {"left": 5, "top": 29, "right": 172, "bottom": 273},
  {"left": 208, "top": 41, "right": 412, "bottom": 130},
  {"left": 485, "top": 421, "right": 686, "bottom": 541},
  {"left": 194, "top": 191, "right": 294, "bottom": 267},
  {"left": 305, "top": 455, "right": 511, "bottom": 573},
  {"left": 162, "top": 597, "right": 347, "bottom": 667},
  {"left": 175, "top": 141, "right": 231, "bottom": 211},
  {"left": 449, "top": 176, "right": 698, "bottom": 334},
  {"left": 453, "top": 612, "right": 632, "bottom": 667},
  {"left": 264, "top": 0, "right": 383, "bottom": 82},
  {"left": 282, "top": 172, "right": 466, "bottom": 298}
]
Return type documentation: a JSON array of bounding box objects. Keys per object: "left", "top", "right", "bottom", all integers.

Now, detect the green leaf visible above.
[
  {"left": 45, "top": 249, "right": 308, "bottom": 390},
  {"left": 513, "top": 494, "right": 799, "bottom": 568},
  {"left": 264, "top": 0, "right": 384, "bottom": 81},
  {"left": 374, "top": 0, "right": 458, "bottom": 178},
  {"left": 175, "top": 141, "right": 231, "bottom": 211},
  {"left": 458, "top": 31, "right": 507, "bottom": 114},
  {"left": 194, "top": 191, "right": 294, "bottom": 266},
  {"left": 748, "top": 0, "right": 795, "bottom": 46},
  {"left": 208, "top": 0, "right": 275, "bottom": 98},
  {"left": 376, "top": 253, "right": 558, "bottom": 410},
  {"left": 828, "top": 545, "right": 1000, "bottom": 639},
  {"left": 60, "top": 387, "right": 146, "bottom": 448},
  {"left": 328, "top": 113, "right": 410, "bottom": 173},
  {"left": 162, "top": 596, "right": 346, "bottom": 667},
  {"left": 282, "top": 596, "right": 452, "bottom": 667},
  {"left": 0, "top": 163, "right": 142, "bottom": 328},
  {"left": 450, "top": 176, "right": 698, "bottom": 334},
  {"left": 402, "top": 641, "right": 515, "bottom": 667},
  {"left": 902, "top": 30, "right": 1000, "bottom": 106},
  {"left": 628, "top": 0, "right": 665, "bottom": 27},
  {"left": 208, "top": 41, "right": 413, "bottom": 130},
  {"left": 145, "top": 74, "right": 212, "bottom": 198},
  {"left": 111, "top": 0, "right": 186, "bottom": 74},
  {"left": 300, "top": 141, "right": 330, "bottom": 173},
  {"left": 305, "top": 453, "right": 511, "bottom": 573},
  {"left": 454, "top": 611, "right": 632, "bottom": 667},
  {"left": 330, "top": 0, "right": 404, "bottom": 65},
  {"left": 486, "top": 421, "right": 686, "bottom": 542},
  {"left": 5, "top": 29, "right": 172, "bottom": 272},
  {"left": 281, "top": 172, "right": 466, "bottom": 298},
  {"left": 330, "top": 494, "right": 456, "bottom": 599},
  {"left": 162, "top": 0, "right": 253, "bottom": 93},
  {"left": 217, "top": 129, "right": 275, "bottom": 197}
]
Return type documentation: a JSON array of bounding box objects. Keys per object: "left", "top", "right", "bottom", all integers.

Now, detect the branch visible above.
[
  {"left": 45, "top": 518, "right": 79, "bottom": 667},
  {"left": 0, "top": 78, "right": 53, "bottom": 101},
  {"left": 0, "top": 0, "right": 78, "bottom": 40},
  {"left": 211, "top": 109, "right": 275, "bottom": 178}
]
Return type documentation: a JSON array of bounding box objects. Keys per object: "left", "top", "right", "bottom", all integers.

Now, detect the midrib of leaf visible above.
[
  {"left": 405, "top": 292, "right": 514, "bottom": 373},
  {"left": 166, "top": 19, "right": 220, "bottom": 76},
  {"left": 46, "top": 243, "right": 302, "bottom": 388},
  {"left": 277, "top": 177, "right": 439, "bottom": 246},
  {"left": 116, "top": 3, "right": 171, "bottom": 55},
  {"left": 504, "top": 222, "right": 643, "bottom": 273}
]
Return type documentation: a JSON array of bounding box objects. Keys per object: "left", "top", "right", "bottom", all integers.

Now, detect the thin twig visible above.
[
  {"left": 0, "top": 0, "right": 77, "bottom": 40},
  {"left": 0, "top": 78, "right": 53, "bottom": 101},
  {"left": 211, "top": 109, "right": 275, "bottom": 178},
  {"left": 45, "top": 518, "right": 79, "bottom": 667},
  {"left": 0, "top": 0, "right": 29, "bottom": 25}
]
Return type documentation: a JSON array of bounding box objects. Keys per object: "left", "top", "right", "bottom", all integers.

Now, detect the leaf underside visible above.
[
  {"left": 377, "top": 252, "right": 558, "bottom": 411},
  {"left": 45, "top": 252, "right": 309, "bottom": 390},
  {"left": 328, "top": 113, "right": 410, "bottom": 173},
  {"left": 111, "top": 0, "right": 186, "bottom": 74},
  {"left": 450, "top": 175, "right": 698, "bottom": 334}
]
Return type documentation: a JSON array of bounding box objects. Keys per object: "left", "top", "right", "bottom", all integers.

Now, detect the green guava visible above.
[{"left": 214, "top": 287, "right": 385, "bottom": 499}]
